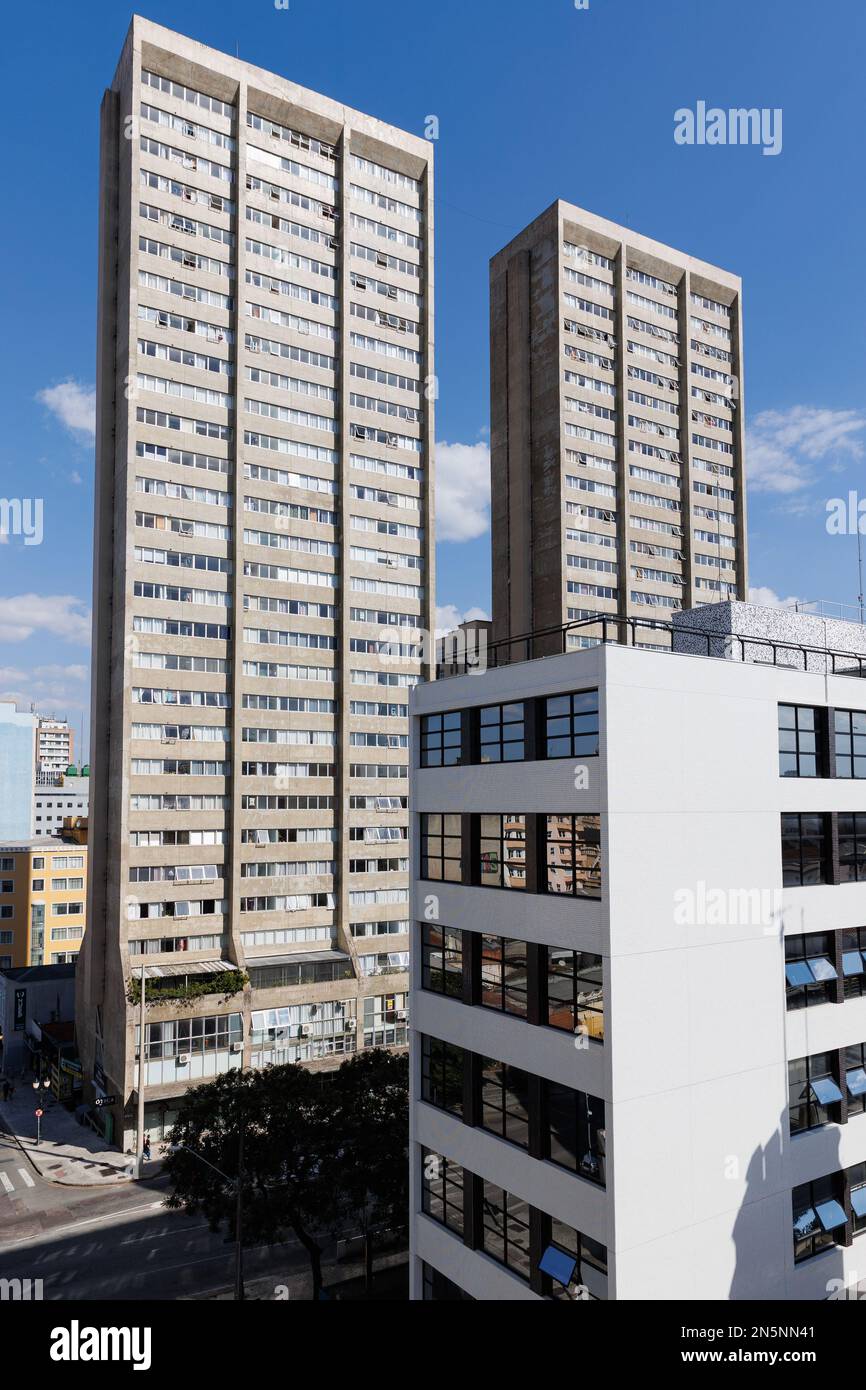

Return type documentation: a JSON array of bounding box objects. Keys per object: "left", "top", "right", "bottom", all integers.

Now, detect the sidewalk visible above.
[{"left": 0, "top": 1090, "right": 159, "bottom": 1186}]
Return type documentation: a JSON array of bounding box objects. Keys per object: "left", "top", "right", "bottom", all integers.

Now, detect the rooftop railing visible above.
[{"left": 435, "top": 615, "right": 866, "bottom": 681}]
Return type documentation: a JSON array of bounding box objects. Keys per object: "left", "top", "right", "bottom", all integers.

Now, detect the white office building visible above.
[{"left": 409, "top": 603, "right": 866, "bottom": 1301}]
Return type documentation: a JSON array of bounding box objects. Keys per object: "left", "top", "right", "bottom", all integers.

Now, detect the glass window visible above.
[
  {"left": 478, "top": 702, "right": 525, "bottom": 763},
  {"left": 421, "top": 711, "right": 463, "bottom": 768},
  {"left": 481, "top": 1183, "right": 531, "bottom": 1282},
  {"left": 848, "top": 1161, "right": 866, "bottom": 1238},
  {"left": 784, "top": 933, "right": 837, "bottom": 1010},
  {"left": 778, "top": 704, "right": 821, "bottom": 778},
  {"left": 545, "top": 949, "right": 605, "bottom": 1040},
  {"left": 788, "top": 1052, "right": 842, "bottom": 1134},
  {"left": 545, "top": 814, "right": 601, "bottom": 898},
  {"left": 545, "top": 1080, "right": 606, "bottom": 1185},
  {"left": 792, "top": 1174, "right": 847, "bottom": 1263},
  {"left": 420, "top": 1034, "right": 465, "bottom": 1117},
  {"left": 845, "top": 1042, "right": 866, "bottom": 1119},
  {"left": 842, "top": 927, "right": 866, "bottom": 999},
  {"left": 480, "top": 1057, "right": 530, "bottom": 1149},
  {"left": 478, "top": 814, "right": 527, "bottom": 891},
  {"left": 421, "top": 923, "right": 464, "bottom": 998},
  {"left": 420, "top": 1148, "right": 464, "bottom": 1236},
  {"left": 547, "top": 1218, "right": 608, "bottom": 1301},
  {"left": 420, "top": 813, "right": 463, "bottom": 882},
  {"left": 834, "top": 708, "right": 866, "bottom": 779},
  {"left": 781, "top": 813, "right": 830, "bottom": 886},
  {"left": 479, "top": 936, "right": 528, "bottom": 1017},
  {"left": 421, "top": 1263, "right": 474, "bottom": 1301},
  {"left": 838, "top": 813, "right": 866, "bottom": 882},
  {"left": 545, "top": 690, "right": 599, "bottom": 759}
]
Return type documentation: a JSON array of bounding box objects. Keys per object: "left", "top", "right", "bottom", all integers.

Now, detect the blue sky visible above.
[{"left": 1, "top": 0, "right": 864, "bottom": 754}]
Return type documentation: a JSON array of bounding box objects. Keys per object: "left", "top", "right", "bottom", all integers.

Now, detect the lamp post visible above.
[
  {"left": 171, "top": 1136, "right": 246, "bottom": 1300},
  {"left": 32, "top": 1077, "right": 50, "bottom": 1145}
]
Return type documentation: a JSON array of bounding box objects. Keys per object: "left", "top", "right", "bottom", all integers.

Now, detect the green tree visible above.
[
  {"left": 164, "top": 1064, "right": 338, "bottom": 1299},
  {"left": 326, "top": 1050, "right": 409, "bottom": 1292}
]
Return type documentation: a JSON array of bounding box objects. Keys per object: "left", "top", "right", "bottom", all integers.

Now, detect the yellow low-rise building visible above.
[{"left": 0, "top": 834, "right": 87, "bottom": 969}]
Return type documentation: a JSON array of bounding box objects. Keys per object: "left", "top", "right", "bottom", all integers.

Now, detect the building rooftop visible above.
[
  {"left": 434, "top": 602, "right": 866, "bottom": 681},
  {"left": 0, "top": 963, "right": 77, "bottom": 983}
]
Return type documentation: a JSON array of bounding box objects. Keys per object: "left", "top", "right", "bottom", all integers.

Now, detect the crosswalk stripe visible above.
[
  {"left": 17, "top": 1169, "right": 34, "bottom": 1188},
  {"left": 0, "top": 1172, "right": 13, "bottom": 1193}
]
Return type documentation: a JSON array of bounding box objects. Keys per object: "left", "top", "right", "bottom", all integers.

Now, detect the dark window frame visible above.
[
  {"left": 778, "top": 703, "right": 823, "bottom": 778},
  {"left": 792, "top": 1174, "right": 847, "bottom": 1264},
  {"left": 781, "top": 813, "right": 831, "bottom": 887},
  {"left": 479, "top": 935, "right": 529, "bottom": 1017},
  {"left": 544, "top": 814, "right": 602, "bottom": 899},
  {"left": 421, "top": 922, "right": 464, "bottom": 998},
  {"left": 784, "top": 932, "right": 838, "bottom": 1011},
  {"left": 420, "top": 1148, "right": 465, "bottom": 1236},
  {"left": 788, "top": 1050, "right": 842, "bottom": 1135},
  {"left": 420, "top": 812, "right": 464, "bottom": 883},
  {"left": 420, "top": 710, "right": 464, "bottom": 768},
  {"left": 544, "top": 689, "right": 600, "bottom": 760},
  {"left": 477, "top": 813, "right": 528, "bottom": 892},
  {"left": 477, "top": 701, "right": 527, "bottom": 764},
  {"left": 835, "top": 708, "right": 866, "bottom": 780}
]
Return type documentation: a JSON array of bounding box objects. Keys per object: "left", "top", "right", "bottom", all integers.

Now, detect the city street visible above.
[{"left": 0, "top": 1121, "right": 306, "bottom": 1300}]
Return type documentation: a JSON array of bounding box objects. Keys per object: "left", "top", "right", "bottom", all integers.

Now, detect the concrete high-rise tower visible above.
[
  {"left": 79, "top": 16, "right": 434, "bottom": 1147},
  {"left": 490, "top": 201, "right": 747, "bottom": 652}
]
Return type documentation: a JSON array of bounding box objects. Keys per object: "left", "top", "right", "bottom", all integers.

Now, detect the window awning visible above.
[
  {"left": 810, "top": 1077, "right": 844, "bottom": 1106},
  {"left": 847, "top": 1067, "right": 866, "bottom": 1098},
  {"left": 245, "top": 951, "right": 350, "bottom": 968},
  {"left": 806, "top": 956, "right": 837, "bottom": 982},
  {"left": 785, "top": 961, "right": 812, "bottom": 988},
  {"left": 142, "top": 959, "right": 239, "bottom": 980},
  {"left": 815, "top": 1199, "right": 847, "bottom": 1232},
  {"left": 539, "top": 1245, "right": 577, "bottom": 1287},
  {"left": 843, "top": 951, "right": 866, "bottom": 977},
  {"left": 851, "top": 1187, "right": 866, "bottom": 1219}
]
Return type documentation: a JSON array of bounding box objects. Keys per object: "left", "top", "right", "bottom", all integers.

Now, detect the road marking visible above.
[
  {"left": 0, "top": 1199, "right": 167, "bottom": 1248},
  {"left": 17, "top": 1169, "right": 35, "bottom": 1188},
  {"left": 0, "top": 1173, "right": 13, "bottom": 1193}
]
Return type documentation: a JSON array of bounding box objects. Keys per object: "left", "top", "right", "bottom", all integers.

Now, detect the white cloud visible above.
[
  {"left": 0, "top": 595, "right": 91, "bottom": 645},
  {"left": 435, "top": 603, "right": 490, "bottom": 640},
  {"left": 748, "top": 586, "right": 803, "bottom": 609},
  {"left": 747, "top": 406, "right": 866, "bottom": 494},
  {"left": 36, "top": 380, "right": 96, "bottom": 441},
  {"left": 0, "top": 662, "right": 89, "bottom": 727},
  {"left": 70, "top": 471, "right": 83, "bottom": 486},
  {"left": 435, "top": 440, "right": 490, "bottom": 542}
]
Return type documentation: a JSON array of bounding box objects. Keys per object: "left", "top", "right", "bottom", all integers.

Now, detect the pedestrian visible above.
[{"left": 143, "top": 1134, "right": 151, "bottom": 1162}]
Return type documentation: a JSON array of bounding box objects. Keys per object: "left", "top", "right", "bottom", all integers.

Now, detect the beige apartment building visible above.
[
  {"left": 490, "top": 201, "right": 747, "bottom": 652},
  {"left": 78, "top": 16, "right": 434, "bottom": 1147}
]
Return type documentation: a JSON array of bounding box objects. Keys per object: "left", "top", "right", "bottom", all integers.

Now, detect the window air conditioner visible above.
[
  {"left": 231, "top": 1042, "right": 243, "bottom": 1054},
  {"left": 344, "top": 1018, "right": 357, "bottom": 1032},
  {"left": 176, "top": 1054, "right": 190, "bottom": 1066},
  {"left": 396, "top": 1010, "right": 408, "bottom": 1021}
]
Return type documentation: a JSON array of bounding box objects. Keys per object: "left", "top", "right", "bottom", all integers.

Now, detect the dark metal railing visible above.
[{"left": 435, "top": 615, "right": 866, "bottom": 681}]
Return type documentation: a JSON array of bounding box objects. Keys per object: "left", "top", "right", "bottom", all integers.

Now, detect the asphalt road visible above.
[{"left": 0, "top": 1121, "right": 309, "bottom": 1301}]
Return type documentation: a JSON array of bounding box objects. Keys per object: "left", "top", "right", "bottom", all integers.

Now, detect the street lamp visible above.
[
  {"left": 170, "top": 1136, "right": 246, "bottom": 1301},
  {"left": 32, "top": 1077, "right": 50, "bottom": 1145}
]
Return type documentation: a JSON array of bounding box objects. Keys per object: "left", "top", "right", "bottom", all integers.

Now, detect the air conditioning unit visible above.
[
  {"left": 176, "top": 1054, "right": 190, "bottom": 1066},
  {"left": 396, "top": 1010, "right": 408, "bottom": 1021},
  {"left": 344, "top": 1018, "right": 357, "bottom": 1033},
  {"left": 298, "top": 1025, "right": 311, "bottom": 1038},
  {"left": 231, "top": 1042, "right": 243, "bottom": 1054}
]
